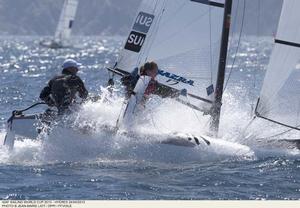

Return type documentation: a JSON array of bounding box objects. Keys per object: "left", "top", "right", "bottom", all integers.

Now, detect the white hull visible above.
[
  {"left": 39, "top": 39, "right": 69, "bottom": 49},
  {"left": 3, "top": 108, "right": 56, "bottom": 150},
  {"left": 4, "top": 114, "right": 42, "bottom": 149}
]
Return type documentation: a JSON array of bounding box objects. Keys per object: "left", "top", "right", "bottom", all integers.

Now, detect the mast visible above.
[{"left": 210, "top": 0, "right": 233, "bottom": 135}]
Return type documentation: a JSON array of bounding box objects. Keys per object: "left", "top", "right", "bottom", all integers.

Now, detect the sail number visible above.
[
  {"left": 133, "top": 12, "right": 154, "bottom": 33},
  {"left": 125, "top": 31, "right": 146, "bottom": 52},
  {"left": 125, "top": 12, "right": 155, "bottom": 53}
]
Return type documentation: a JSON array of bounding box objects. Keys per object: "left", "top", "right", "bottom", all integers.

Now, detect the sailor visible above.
[
  {"left": 39, "top": 59, "right": 88, "bottom": 114},
  {"left": 140, "top": 61, "right": 159, "bottom": 97},
  {"left": 121, "top": 61, "right": 178, "bottom": 99}
]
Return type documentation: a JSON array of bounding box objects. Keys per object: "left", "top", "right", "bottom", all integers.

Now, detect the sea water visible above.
[{"left": 0, "top": 36, "right": 299, "bottom": 200}]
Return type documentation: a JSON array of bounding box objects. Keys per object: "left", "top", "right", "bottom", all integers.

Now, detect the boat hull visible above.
[
  {"left": 4, "top": 114, "right": 42, "bottom": 149},
  {"left": 39, "top": 40, "right": 69, "bottom": 49}
]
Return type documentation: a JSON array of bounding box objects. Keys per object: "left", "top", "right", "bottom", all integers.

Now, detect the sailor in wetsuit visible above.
[{"left": 39, "top": 59, "right": 88, "bottom": 114}]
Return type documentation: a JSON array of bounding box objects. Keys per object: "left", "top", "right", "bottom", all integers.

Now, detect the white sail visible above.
[
  {"left": 256, "top": 0, "right": 300, "bottom": 129},
  {"left": 116, "top": 0, "right": 225, "bottom": 108},
  {"left": 54, "top": 0, "right": 79, "bottom": 43}
]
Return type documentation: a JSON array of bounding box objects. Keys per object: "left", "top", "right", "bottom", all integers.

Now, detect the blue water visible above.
[{"left": 0, "top": 36, "right": 299, "bottom": 200}]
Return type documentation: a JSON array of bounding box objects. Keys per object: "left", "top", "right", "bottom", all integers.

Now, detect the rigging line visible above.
[
  {"left": 148, "top": 98, "right": 174, "bottom": 134},
  {"left": 151, "top": 9, "right": 211, "bottom": 49},
  {"left": 209, "top": 5, "right": 213, "bottom": 84},
  {"left": 223, "top": 0, "right": 246, "bottom": 91},
  {"left": 149, "top": 96, "right": 208, "bottom": 134},
  {"left": 250, "top": 0, "right": 261, "bottom": 116},
  {"left": 240, "top": 115, "right": 257, "bottom": 138},
  {"left": 138, "top": 0, "right": 167, "bottom": 65},
  {"left": 143, "top": 0, "right": 167, "bottom": 63},
  {"left": 158, "top": 0, "right": 188, "bottom": 28},
  {"left": 154, "top": 47, "right": 207, "bottom": 63},
  {"left": 185, "top": 95, "right": 211, "bottom": 130},
  {"left": 297, "top": 99, "right": 300, "bottom": 125},
  {"left": 257, "top": 124, "right": 300, "bottom": 140},
  {"left": 114, "top": 0, "right": 151, "bottom": 68},
  {"left": 152, "top": 0, "right": 159, "bottom": 14},
  {"left": 227, "top": 0, "right": 240, "bottom": 58}
]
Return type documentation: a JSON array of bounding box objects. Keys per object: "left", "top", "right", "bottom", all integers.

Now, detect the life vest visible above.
[{"left": 51, "top": 75, "right": 75, "bottom": 107}]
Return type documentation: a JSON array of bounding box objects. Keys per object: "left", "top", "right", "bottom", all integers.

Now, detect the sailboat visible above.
[
  {"left": 3, "top": 0, "right": 232, "bottom": 150},
  {"left": 107, "top": 0, "right": 232, "bottom": 146},
  {"left": 108, "top": 0, "right": 300, "bottom": 149},
  {"left": 252, "top": 0, "right": 300, "bottom": 148},
  {"left": 4, "top": 0, "right": 299, "bottom": 150},
  {"left": 40, "top": 0, "right": 79, "bottom": 49}
]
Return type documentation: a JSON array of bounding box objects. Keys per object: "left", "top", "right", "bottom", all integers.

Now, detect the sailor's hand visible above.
[
  {"left": 180, "top": 89, "right": 187, "bottom": 96},
  {"left": 107, "top": 78, "right": 114, "bottom": 86},
  {"left": 121, "top": 75, "right": 131, "bottom": 85},
  {"left": 45, "top": 97, "right": 55, "bottom": 107}
]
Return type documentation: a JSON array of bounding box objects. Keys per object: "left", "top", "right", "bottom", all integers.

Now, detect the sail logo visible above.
[
  {"left": 125, "top": 31, "right": 146, "bottom": 53},
  {"left": 158, "top": 69, "right": 194, "bottom": 86},
  {"left": 133, "top": 12, "right": 155, "bottom": 33}
]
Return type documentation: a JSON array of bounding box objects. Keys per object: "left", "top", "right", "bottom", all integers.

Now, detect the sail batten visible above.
[
  {"left": 190, "top": 0, "right": 224, "bottom": 8},
  {"left": 275, "top": 39, "right": 300, "bottom": 48}
]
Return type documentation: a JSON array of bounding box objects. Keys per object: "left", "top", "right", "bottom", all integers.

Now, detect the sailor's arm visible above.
[
  {"left": 78, "top": 82, "right": 88, "bottom": 99},
  {"left": 39, "top": 80, "right": 55, "bottom": 106},
  {"left": 154, "top": 82, "right": 180, "bottom": 98},
  {"left": 73, "top": 76, "right": 88, "bottom": 99}
]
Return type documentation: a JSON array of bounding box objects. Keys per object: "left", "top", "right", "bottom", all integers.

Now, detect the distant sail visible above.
[
  {"left": 116, "top": 0, "right": 225, "bottom": 109},
  {"left": 256, "top": 0, "right": 300, "bottom": 130},
  {"left": 54, "top": 0, "right": 79, "bottom": 43}
]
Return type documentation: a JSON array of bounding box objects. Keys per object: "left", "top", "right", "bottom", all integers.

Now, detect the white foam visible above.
[{"left": 1, "top": 86, "right": 299, "bottom": 165}]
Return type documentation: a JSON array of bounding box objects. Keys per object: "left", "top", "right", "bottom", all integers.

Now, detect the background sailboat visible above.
[
  {"left": 251, "top": 0, "right": 300, "bottom": 148},
  {"left": 40, "top": 0, "right": 79, "bottom": 49}
]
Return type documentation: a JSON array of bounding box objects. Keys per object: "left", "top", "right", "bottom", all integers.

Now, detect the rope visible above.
[
  {"left": 13, "top": 102, "right": 46, "bottom": 115},
  {"left": 250, "top": 0, "right": 261, "bottom": 117},
  {"left": 209, "top": 5, "right": 213, "bottom": 84},
  {"left": 257, "top": 126, "right": 300, "bottom": 140},
  {"left": 240, "top": 116, "right": 257, "bottom": 136},
  {"left": 186, "top": 96, "right": 210, "bottom": 129},
  {"left": 7, "top": 102, "right": 47, "bottom": 123},
  {"left": 139, "top": 0, "right": 167, "bottom": 65},
  {"left": 223, "top": 0, "right": 246, "bottom": 91},
  {"left": 242, "top": 116, "right": 299, "bottom": 142}
]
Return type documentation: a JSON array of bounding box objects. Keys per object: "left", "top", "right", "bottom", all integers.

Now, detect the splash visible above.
[
  {"left": 0, "top": 36, "right": 299, "bottom": 165},
  {"left": 0, "top": 87, "right": 258, "bottom": 165},
  {"left": 1, "top": 85, "right": 300, "bottom": 165}
]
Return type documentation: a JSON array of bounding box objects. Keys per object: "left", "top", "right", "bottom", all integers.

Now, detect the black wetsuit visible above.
[{"left": 40, "top": 71, "right": 88, "bottom": 113}]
